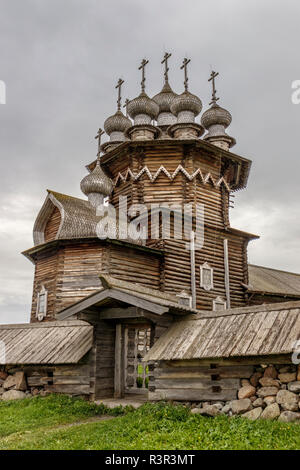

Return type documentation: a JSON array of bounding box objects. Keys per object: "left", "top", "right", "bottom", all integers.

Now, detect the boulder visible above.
[
  {"left": 288, "top": 381, "right": 300, "bottom": 393},
  {"left": 2, "top": 390, "right": 26, "bottom": 401},
  {"left": 221, "top": 404, "right": 231, "bottom": 414},
  {"left": 261, "top": 403, "right": 280, "bottom": 420},
  {"left": 238, "top": 385, "right": 256, "bottom": 399},
  {"left": 253, "top": 397, "right": 264, "bottom": 407},
  {"left": 264, "top": 396, "right": 276, "bottom": 406},
  {"left": 278, "top": 411, "right": 300, "bottom": 423},
  {"left": 279, "top": 366, "right": 295, "bottom": 374},
  {"left": 276, "top": 389, "right": 299, "bottom": 411},
  {"left": 257, "top": 386, "right": 279, "bottom": 398},
  {"left": 0, "top": 371, "right": 8, "bottom": 380},
  {"left": 241, "top": 379, "right": 250, "bottom": 387},
  {"left": 259, "top": 377, "right": 280, "bottom": 388},
  {"left": 263, "top": 366, "right": 277, "bottom": 379},
  {"left": 192, "top": 404, "right": 221, "bottom": 417},
  {"left": 250, "top": 396, "right": 258, "bottom": 403},
  {"left": 297, "top": 365, "right": 300, "bottom": 382},
  {"left": 278, "top": 372, "right": 296, "bottom": 384},
  {"left": 230, "top": 399, "right": 252, "bottom": 415},
  {"left": 3, "top": 372, "right": 27, "bottom": 391},
  {"left": 250, "top": 372, "right": 263, "bottom": 387},
  {"left": 242, "top": 407, "right": 262, "bottom": 421}
]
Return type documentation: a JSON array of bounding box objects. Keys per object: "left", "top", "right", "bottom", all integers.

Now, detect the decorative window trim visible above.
[
  {"left": 200, "top": 262, "right": 214, "bottom": 291},
  {"left": 213, "top": 296, "right": 227, "bottom": 311},
  {"left": 36, "top": 285, "right": 48, "bottom": 321}
]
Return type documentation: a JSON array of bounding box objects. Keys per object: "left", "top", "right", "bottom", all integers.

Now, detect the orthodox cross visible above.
[
  {"left": 161, "top": 52, "right": 171, "bottom": 83},
  {"left": 138, "top": 59, "right": 149, "bottom": 93},
  {"left": 180, "top": 57, "right": 191, "bottom": 91},
  {"left": 95, "top": 128, "right": 105, "bottom": 160},
  {"left": 208, "top": 70, "right": 219, "bottom": 106},
  {"left": 115, "top": 78, "right": 124, "bottom": 111},
  {"left": 123, "top": 98, "right": 129, "bottom": 117}
]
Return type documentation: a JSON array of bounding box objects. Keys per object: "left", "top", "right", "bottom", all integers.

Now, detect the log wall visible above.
[{"left": 148, "top": 360, "right": 255, "bottom": 402}]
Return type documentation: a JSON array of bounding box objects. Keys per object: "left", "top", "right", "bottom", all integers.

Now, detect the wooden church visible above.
[{"left": 2, "top": 55, "right": 300, "bottom": 402}]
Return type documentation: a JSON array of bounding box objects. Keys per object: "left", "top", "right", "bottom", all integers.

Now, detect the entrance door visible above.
[{"left": 124, "top": 325, "right": 152, "bottom": 394}]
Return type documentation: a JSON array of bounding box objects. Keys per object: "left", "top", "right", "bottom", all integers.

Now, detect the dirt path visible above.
[{"left": 53, "top": 415, "right": 115, "bottom": 430}]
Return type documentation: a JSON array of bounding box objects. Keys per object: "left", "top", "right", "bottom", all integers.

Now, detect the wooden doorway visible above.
[{"left": 114, "top": 323, "right": 152, "bottom": 398}]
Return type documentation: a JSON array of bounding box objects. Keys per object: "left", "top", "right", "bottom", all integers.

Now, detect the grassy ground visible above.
[{"left": 0, "top": 395, "right": 300, "bottom": 450}]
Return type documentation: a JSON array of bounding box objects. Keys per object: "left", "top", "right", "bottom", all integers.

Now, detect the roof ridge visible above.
[
  {"left": 47, "top": 189, "right": 87, "bottom": 203},
  {"left": 249, "top": 264, "right": 300, "bottom": 277}
]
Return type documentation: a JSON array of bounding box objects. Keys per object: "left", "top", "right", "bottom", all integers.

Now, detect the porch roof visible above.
[{"left": 57, "top": 275, "right": 200, "bottom": 320}]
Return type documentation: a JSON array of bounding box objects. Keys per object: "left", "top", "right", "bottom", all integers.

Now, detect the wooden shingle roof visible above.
[
  {"left": 145, "top": 300, "right": 300, "bottom": 361},
  {"left": 0, "top": 321, "right": 93, "bottom": 365},
  {"left": 248, "top": 264, "right": 300, "bottom": 297}
]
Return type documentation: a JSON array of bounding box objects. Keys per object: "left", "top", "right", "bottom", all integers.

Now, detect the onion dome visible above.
[
  {"left": 201, "top": 103, "right": 232, "bottom": 129},
  {"left": 153, "top": 82, "right": 177, "bottom": 126},
  {"left": 170, "top": 91, "right": 202, "bottom": 122},
  {"left": 201, "top": 103, "right": 235, "bottom": 149},
  {"left": 81, "top": 160, "right": 113, "bottom": 208},
  {"left": 104, "top": 110, "right": 131, "bottom": 142},
  {"left": 127, "top": 92, "right": 159, "bottom": 125}
]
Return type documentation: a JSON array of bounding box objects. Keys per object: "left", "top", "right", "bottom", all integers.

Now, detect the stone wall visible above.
[
  {"left": 0, "top": 364, "right": 91, "bottom": 400},
  {"left": 191, "top": 364, "right": 300, "bottom": 422}
]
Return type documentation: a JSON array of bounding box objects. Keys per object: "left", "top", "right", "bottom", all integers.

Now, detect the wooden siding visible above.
[
  {"left": 148, "top": 360, "right": 253, "bottom": 402},
  {"left": 108, "top": 244, "right": 160, "bottom": 290},
  {"left": 44, "top": 206, "right": 61, "bottom": 242},
  {"left": 31, "top": 248, "right": 59, "bottom": 322}
]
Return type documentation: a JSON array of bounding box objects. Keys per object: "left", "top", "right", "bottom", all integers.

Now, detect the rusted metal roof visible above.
[
  {"left": 248, "top": 264, "right": 300, "bottom": 297},
  {"left": 145, "top": 300, "right": 300, "bottom": 361},
  {"left": 0, "top": 320, "right": 93, "bottom": 365}
]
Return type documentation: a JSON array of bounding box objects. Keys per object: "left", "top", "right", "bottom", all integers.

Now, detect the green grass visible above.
[
  {"left": 0, "top": 396, "right": 300, "bottom": 450},
  {"left": 0, "top": 394, "right": 126, "bottom": 438}
]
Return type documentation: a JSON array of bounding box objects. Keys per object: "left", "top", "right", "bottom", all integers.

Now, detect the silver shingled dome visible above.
[
  {"left": 152, "top": 82, "right": 178, "bottom": 113},
  {"left": 201, "top": 104, "right": 232, "bottom": 129},
  {"left": 170, "top": 90, "right": 202, "bottom": 117},
  {"left": 104, "top": 110, "right": 132, "bottom": 136},
  {"left": 80, "top": 161, "right": 113, "bottom": 198},
  {"left": 127, "top": 92, "right": 159, "bottom": 120}
]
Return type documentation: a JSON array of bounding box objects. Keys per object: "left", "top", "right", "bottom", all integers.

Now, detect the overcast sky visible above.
[{"left": 0, "top": 0, "right": 299, "bottom": 324}]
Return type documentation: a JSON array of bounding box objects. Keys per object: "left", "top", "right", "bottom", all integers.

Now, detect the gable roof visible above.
[
  {"left": 248, "top": 264, "right": 300, "bottom": 298},
  {"left": 57, "top": 274, "right": 199, "bottom": 320},
  {"left": 0, "top": 321, "right": 93, "bottom": 365},
  {"left": 33, "top": 190, "right": 105, "bottom": 246},
  {"left": 144, "top": 300, "right": 300, "bottom": 361}
]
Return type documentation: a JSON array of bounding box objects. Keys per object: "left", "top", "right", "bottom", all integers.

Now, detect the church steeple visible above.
[
  {"left": 80, "top": 128, "right": 113, "bottom": 208},
  {"left": 103, "top": 79, "right": 131, "bottom": 152},
  {"left": 152, "top": 52, "right": 177, "bottom": 128},
  {"left": 201, "top": 71, "right": 236, "bottom": 150}
]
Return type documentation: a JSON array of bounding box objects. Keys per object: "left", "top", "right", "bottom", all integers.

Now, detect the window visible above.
[
  {"left": 36, "top": 285, "right": 48, "bottom": 321},
  {"left": 200, "top": 262, "right": 214, "bottom": 291},
  {"left": 213, "top": 296, "right": 227, "bottom": 311}
]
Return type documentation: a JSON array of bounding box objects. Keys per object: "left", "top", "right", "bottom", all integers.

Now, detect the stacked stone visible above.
[
  {"left": 0, "top": 368, "right": 48, "bottom": 400},
  {"left": 191, "top": 364, "right": 300, "bottom": 422}
]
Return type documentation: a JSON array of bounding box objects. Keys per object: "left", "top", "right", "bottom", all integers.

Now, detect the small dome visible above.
[
  {"left": 80, "top": 161, "right": 113, "bottom": 198},
  {"left": 127, "top": 92, "right": 159, "bottom": 120},
  {"left": 104, "top": 110, "right": 132, "bottom": 136},
  {"left": 152, "top": 82, "right": 177, "bottom": 113},
  {"left": 201, "top": 104, "right": 232, "bottom": 129},
  {"left": 171, "top": 90, "right": 202, "bottom": 117}
]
